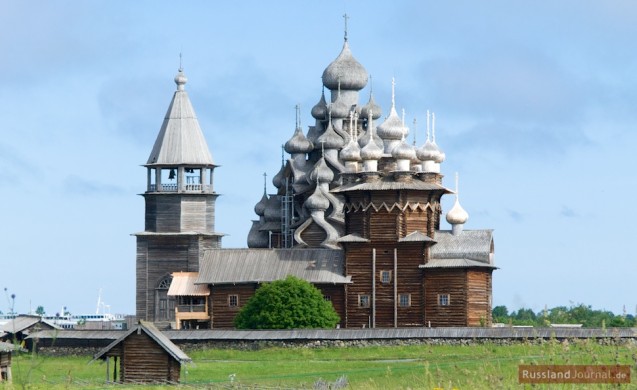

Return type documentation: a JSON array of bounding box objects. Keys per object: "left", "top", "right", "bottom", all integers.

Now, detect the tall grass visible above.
[{"left": 3, "top": 338, "right": 635, "bottom": 389}]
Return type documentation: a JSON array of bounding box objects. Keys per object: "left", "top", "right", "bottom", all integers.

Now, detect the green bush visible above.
[{"left": 234, "top": 275, "right": 340, "bottom": 329}]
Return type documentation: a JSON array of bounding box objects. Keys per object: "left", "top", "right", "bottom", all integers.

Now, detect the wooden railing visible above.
[
  {"left": 176, "top": 304, "right": 206, "bottom": 313},
  {"left": 148, "top": 184, "right": 211, "bottom": 193}
]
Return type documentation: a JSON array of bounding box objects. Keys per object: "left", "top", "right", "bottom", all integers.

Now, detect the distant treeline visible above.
[{"left": 493, "top": 304, "right": 635, "bottom": 328}]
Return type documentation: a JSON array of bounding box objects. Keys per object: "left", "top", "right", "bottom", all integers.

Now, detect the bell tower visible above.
[{"left": 135, "top": 68, "right": 223, "bottom": 323}]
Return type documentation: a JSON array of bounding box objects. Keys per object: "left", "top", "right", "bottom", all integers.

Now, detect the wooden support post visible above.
[
  {"left": 105, "top": 357, "right": 110, "bottom": 382},
  {"left": 113, "top": 356, "right": 117, "bottom": 382},
  {"left": 394, "top": 247, "right": 398, "bottom": 328},
  {"left": 372, "top": 247, "right": 376, "bottom": 329}
]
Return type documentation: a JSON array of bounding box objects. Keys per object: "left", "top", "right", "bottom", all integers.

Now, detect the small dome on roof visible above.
[
  {"left": 360, "top": 127, "right": 383, "bottom": 161},
  {"left": 307, "top": 157, "right": 334, "bottom": 184},
  {"left": 322, "top": 41, "right": 368, "bottom": 91},
  {"left": 377, "top": 106, "right": 407, "bottom": 141},
  {"left": 446, "top": 198, "right": 469, "bottom": 225},
  {"left": 360, "top": 93, "right": 382, "bottom": 120},
  {"left": 316, "top": 121, "right": 345, "bottom": 150},
  {"left": 305, "top": 186, "right": 330, "bottom": 211},
  {"left": 254, "top": 192, "right": 268, "bottom": 216},
  {"left": 392, "top": 138, "right": 417, "bottom": 160},
  {"left": 272, "top": 165, "right": 285, "bottom": 189},
  {"left": 264, "top": 195, "right": 282, "bottom": 222},
  {"left": 311, "top": 90, "right": 328, "bottom": 120},
  {"left": 416, "top": 139, "right": 441, "bottom": 161},
  {"left": 340, "top": 138, "right": 361, "bottom": 162},
  {"left": 284, "top": 128, "right": 314, "bottom": 154},
  {"left": 174, "top": 68, "right": 188, "bottom": 90}
]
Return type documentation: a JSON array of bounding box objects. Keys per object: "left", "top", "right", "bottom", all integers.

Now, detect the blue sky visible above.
[{"left": 1, "top": 1, "right": 636, "bottom": 316}]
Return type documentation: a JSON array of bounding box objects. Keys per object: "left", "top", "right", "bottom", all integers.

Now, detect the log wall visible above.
[
  {"left": 424, "top": 270, "right": 468, "bottom": 327},
  {"left": 144, "top": 193, "right": 219, "bottom": 233},
  {"left": 121, "top": 332, "right": 180, "bottom": 383},
  {"left": 466, "top": 270, "right": 493, "bottom": 326},
  {"left": 210, "top": 285, "right": 256, "bottom": 329}
]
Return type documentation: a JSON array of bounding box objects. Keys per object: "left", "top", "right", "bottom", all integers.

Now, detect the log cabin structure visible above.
[
  {"left": 93, "top": 320, "right": 191, "bottom": 384},
  {"left": 139, "top": 18, "right": 496, "bottom": 329},
  {"left": 134, "top": 68, "right": 224, "bottom": 324}
]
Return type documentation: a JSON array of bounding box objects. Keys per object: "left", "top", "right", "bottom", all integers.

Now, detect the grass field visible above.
[{"left": 3, "top": 338, "right": 636, "bottom": 389}]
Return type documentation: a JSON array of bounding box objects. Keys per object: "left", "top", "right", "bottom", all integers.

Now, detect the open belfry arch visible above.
[{"left": 137, "top": 15, "right": 495, "bottom": 329}]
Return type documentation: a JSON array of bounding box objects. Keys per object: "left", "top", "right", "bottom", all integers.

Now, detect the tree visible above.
[
  {"left": 35, "top": 306, "right": 45, "bottom": 316},
  {"left": 234, "top": 275, "right": 340, "bottom": 329}
]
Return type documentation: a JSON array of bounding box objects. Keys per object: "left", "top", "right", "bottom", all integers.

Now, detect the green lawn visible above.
[{"left": 4, "top": 339, "right": 636, "bottom": 389}]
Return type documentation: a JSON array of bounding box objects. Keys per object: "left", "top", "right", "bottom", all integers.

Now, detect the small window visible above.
[
  {"left": 358, "top": 294, "right": 370, "bottom": 308},
  {"left": 380, "top": 270, "right": 392, "bottom": 284},
  {"left": 399, "top": 294, "right": 411, "bottom": 307},
  {"left": 228, "top": 294, "right": 239, "bottom": 308},
  {"left": 324, "top": 295, "right": 332, "bottom": 302},
  {"left": 438, "top": 294, "right": 450, "bottom": 306}
]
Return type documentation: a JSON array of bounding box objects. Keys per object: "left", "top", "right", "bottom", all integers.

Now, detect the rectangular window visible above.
[
  {"left": 228, "top": 294, "right": 239, "bottom": 308},
  {"left": 438, "top": 294, "right": 450, "bottom": 306},
  {"left": 324, "top": 295, "right": 332, "bottom": 302},
  {"left": 380, "top": 270, "right": 392, "bottom": 284},
  {"left": 358, "top": 294, "right": 370, "bottom": 308},
  {"left": 399, "top": 294, "right": 411, "bottom": 307}
]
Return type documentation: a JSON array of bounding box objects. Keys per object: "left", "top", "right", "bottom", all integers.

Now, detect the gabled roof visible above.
[
  {"left": 423, "top": 229, "right": 495, "bottom": 269},
  {"left": 337, "top": 234, "right": 369, "bottom": 243},
  {"left": 196, "top": 248, "right": 351, "bottom": 285},
  {"left": 168, "top": 272, "right": 210, "bottom": 296},
  {"left": 93, "top": 321, "right": 191, "bottom": 363},
  {"left": 0, "top": 315, "right": 61, "bottom": 335},
  {"left": 399, "top": 231, "right": 435, "bottom": 242},
  {"left": 146, "top": 72, "right": 214, "bottom": 167}
]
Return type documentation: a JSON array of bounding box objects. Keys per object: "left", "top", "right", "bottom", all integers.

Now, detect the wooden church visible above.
[{"left": 135, "top": 24, "right": 496, "bottom": 329}]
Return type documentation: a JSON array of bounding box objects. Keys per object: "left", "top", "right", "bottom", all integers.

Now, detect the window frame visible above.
[
  {"left": 380, "top": 270, "right": 392, "bottom": 284},
  {"left": 399, "top": 293, "right": 411, "bottom": 307},
  {"left": 358, "top": 294, "right": 370, "bottom": 308},
  {"left": 438, "top": 294, "right": 450, "bottom": 306},
  {"left": 228, "top": 294, "right": 239, "bottom": 308}
]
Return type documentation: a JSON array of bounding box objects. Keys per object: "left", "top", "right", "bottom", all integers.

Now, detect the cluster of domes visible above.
[{"left": 248, "top": 27, "right": 470, "bottom": 249}]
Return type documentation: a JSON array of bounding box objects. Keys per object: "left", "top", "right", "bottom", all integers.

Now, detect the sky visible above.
[{"left": 1, "top": 1, "right": 636, "bottom": 317}]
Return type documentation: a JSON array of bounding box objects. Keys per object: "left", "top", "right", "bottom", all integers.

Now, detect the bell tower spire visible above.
[{"left": 135, "top": 66, "right": 224, "bottom": 323}]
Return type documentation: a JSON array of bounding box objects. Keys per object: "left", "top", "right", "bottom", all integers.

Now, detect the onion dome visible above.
[
  {"left": 340, "top": 137, "right": 361, "bottom": 162},
  {"left": 376, "top": 79, "right": 407, "bottom": 141},
  {"left": 446, "top": 173, "right": 469, "bottom": 230},
  {"left": 254, "top": 192, "right": 268, "bottom": 216},
  {"left": 264, "top": 195, "right": 282, "bottom": 222},
  {"left": 446, "top": 198, "right": 469, "bottom": 225},
  {"left": 174, "top": 68, "right": 188, "bottom": 90},
  {"left": 272, "top": 164, "right": 285, "bottom": 189},
  {"left": 284, "top": 127, "right": 314, "bottom": 154},
  {"left": 360, "top": 129, "right": 383, "bottom": 161},
  {"left": 311, "top": 89, "right": 328, "bottom": 120},
  {"left": 360, "top": 93, "right": 382, "bottom": 120},
  {"left": 432, "top": 143, "right": 446, "bottom": 163},
  {"left": 392, "top": 137, "right": 417, "bottom": 161},
  {"left": 305, "top": 186, "right": 330, "bottom": 211},
  {"left": 322, "top": 40, "right": 368, "bottom": 91},
  {"left": 307, "top": 157, "right": 334, "bottom": 184},
  {"left": 416, "top": 139, "right": 441, "bottom": 161},
  {"left": 316, "top": 121, "right": 345, "bottom": 150},
  {"left": 247, "top": 221, "right": 269, "bottom": 248},
  {"left": 376, "top": 108, "right": 406, "bottom": 141}
]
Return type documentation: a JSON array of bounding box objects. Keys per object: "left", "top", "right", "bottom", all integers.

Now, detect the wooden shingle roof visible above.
[
  {"left": 424, "top": 230, "right": 495, "bottom": 269},
  {"left": 145, "top": 71, "right": 214, "bottom": 167},
  {"left": 196, "top": 248, "right": 351, "bottom": 285},
  {"left": 93, "top": 321, "right": 191, "bottom": 363}
]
